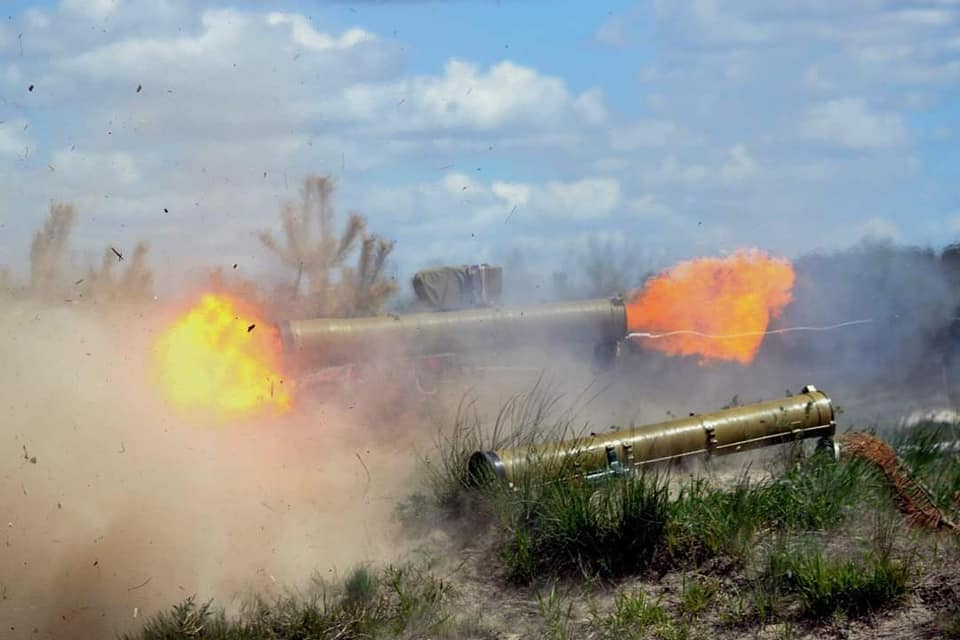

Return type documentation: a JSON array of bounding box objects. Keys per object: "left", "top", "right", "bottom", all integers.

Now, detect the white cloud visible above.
[
  {"left": 266, "top": 13, "right": 374, "bottom": 50},
  {"left": 644, "top": 157, "right": 710, "bottom": 187},
  {"left": 639, "top": 145, "right": 758, "bottom": 188},
  {"left": 24, "top": 8, "right": 51, "bottom": 29},
  {"left": 609, "top": 120, "right": 691, "bottom": 150},
  {"left": 719, "top": 145, "right": 758, "bottom": 182},
  {"left": 60, "top": 0, "right": 120, "bottom": 19},
  {"left": 0, "top": 120, "right": 30, "bottom": 159},
  {"left": 654, "top": 0, "right": 773, "bottom": 47},
  {"left": 49, "top": 149, "right": 141, "bottom": 186},
  {"left": 329, "top": 59, "right": 604, "bottom": 134},
  {"left": 491, "top": 182, "right": 531, "bottom": 209},
  {"left": 801, "top": 98, "right": 910, "bottom": 150},
  {"left": 574, "top": 89, "right": 607, "bottom": 126},
  {"left": 443, "top": 172, "right": 481, "bottom": 195},
  {"left": 64, "top": 9, "right": 285, "bottom": 78},
  {"left": 626, "top": 195, "right": 670, "bottom": 218},
  {"left": 893, "top": 8, "right": 956, "bottom": 26},
  {"left": 362, "top": 174, "right": 622, "bottom": 227},
  {"left": 25, "top": 6, "right": 397, "bottom": 144},
  {"left": 535, "top": 179, "right": 621, "bottom": 219}
]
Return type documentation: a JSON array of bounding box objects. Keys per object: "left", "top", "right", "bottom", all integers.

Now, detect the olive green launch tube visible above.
[
  {"left": 279, "top": 297, "right": 628, "bottom": 368},
  {"left": 468, "top": 385, "right": 836, "bottom": 486}
]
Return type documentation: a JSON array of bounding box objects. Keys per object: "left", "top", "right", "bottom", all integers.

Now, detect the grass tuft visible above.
[
  {"left": 124, "top": 562, "right": 479, "bottom": 640},
  {"left": 498, "top": 471, "right": 670, "bottom": 582},
  {"left": 535, "top": 583, "right": 577, "bottom": 640},
  {"left": 407, "top": 380, "right": 582, "bottom": 525},
  {"left": 132, "top": 596, "right": 231, "bottom": 639},
  {"left": 343, "top": 564, "right": 378, "bottom": 606},
  {"left": 592, "top": 590, "right": 689, "bottom": 640},
  {"left": 664, "top": 455, "right": 877, "bottom": 566},
  {"left": 679, "top": 574, "right": 719, "bottom": 619},
  {"left": 762, "top": 541, "right": 909, "bottom": 620}
]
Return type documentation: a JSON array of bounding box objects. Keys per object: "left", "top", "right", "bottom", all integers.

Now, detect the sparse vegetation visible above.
[
  {"left": 124, "top": 562, "right": 486, "bottom": 640},
  {"left": 259, "top": 175, "right": 397, "bottom": 318},
  {"left": 2, "top": 201, "right": 156, "bottom": 304},
  {"left": 666, "top": 455, "right": 879, "bottom": 564},
  {"left": 29, "top": 202, "right": 77, "bottom": 297},
  {"left": 535, "top": 583, "right": 577, "bottom": 640},
  {"left": 399, "top": 379, "right": 582, "bottom": 525},
  {"left": 593, "top": 590, "right": 671, "bottom": 638},
  {"left": 679, "top": 574, "right": 719, "bottom": 620},
  {"left": 759, "top": 537, "right": 910, "bottom": 620},
  {"left": 498, "top": 471, "right": 670, "bottom": 582},
  {"left": 83, "top": 241, "right": 155, "bottom": 304},
  {"left": 555, "top": 236, "right": 658, "bottom": 299}
]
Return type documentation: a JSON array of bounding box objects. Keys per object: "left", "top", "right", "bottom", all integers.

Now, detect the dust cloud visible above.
[{"left": 0, "top": 298, "right": 424, "bottom": 639}]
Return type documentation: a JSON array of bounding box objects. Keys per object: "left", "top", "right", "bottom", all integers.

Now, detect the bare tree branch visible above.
[{"left": 259, "top": 174, "right": 397, "bottom": 317}]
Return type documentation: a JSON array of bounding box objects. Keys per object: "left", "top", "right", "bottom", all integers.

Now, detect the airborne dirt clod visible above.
[{"left": 839, "top": 432, "right": 960, "bottom": 532}]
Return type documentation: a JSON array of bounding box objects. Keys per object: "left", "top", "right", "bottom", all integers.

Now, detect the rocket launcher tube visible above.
[
  {"left": 279, "top": 297, "right": 627, "bottom": 368},
  {"left": 468, "top": 386, "right": 836, "bottom": 486}
]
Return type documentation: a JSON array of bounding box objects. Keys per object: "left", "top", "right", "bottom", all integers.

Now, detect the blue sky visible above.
[{"left": 1, "top": 0, "right": 958, "bottom": 293}]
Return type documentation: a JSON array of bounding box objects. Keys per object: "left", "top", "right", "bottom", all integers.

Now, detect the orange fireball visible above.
[
  {"left": 626, "top": 250, "right": 795, "bottom": 364},
  {"left": 154, "top": 294, "right": 291, "bottom": 420}
]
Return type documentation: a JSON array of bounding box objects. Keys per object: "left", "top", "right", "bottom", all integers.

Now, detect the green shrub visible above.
[
  {"left": 763, "top": 544, "right": 909, "bottom": 619},
  {"left": 343, "top": 564, "right": 378, "bottom": 606},
  {"left": 679, "top": 574, "right": 719, "bottom": 619},
  {"left": 498, "top": 472, "right": 670, "bottom": 582},
  {"left": 666, "top": 457, "right": 876, "bottom": 563},
  {"left": 592, "top": 591, "right": 672, "bottom": 640},
  {"left": 131, "top": 596, "right": 234, "bottom": 640}
]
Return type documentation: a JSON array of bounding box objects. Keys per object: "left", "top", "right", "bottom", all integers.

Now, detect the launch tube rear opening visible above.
[{"left": 467, "top": 451, "right": 506, "bottom": 487}]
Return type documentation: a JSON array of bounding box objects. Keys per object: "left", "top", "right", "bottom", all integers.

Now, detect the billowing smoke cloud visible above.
[
  {"left": 569, "top": 239, "right": 960, "bottom": 428},
  {"left": 759, "top": 241, "right": 960, "bottom": 421}
]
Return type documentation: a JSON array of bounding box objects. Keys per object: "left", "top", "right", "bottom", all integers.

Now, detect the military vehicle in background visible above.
[{"left": 410, "top": 264, "right": 504, "bottom": 312}]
